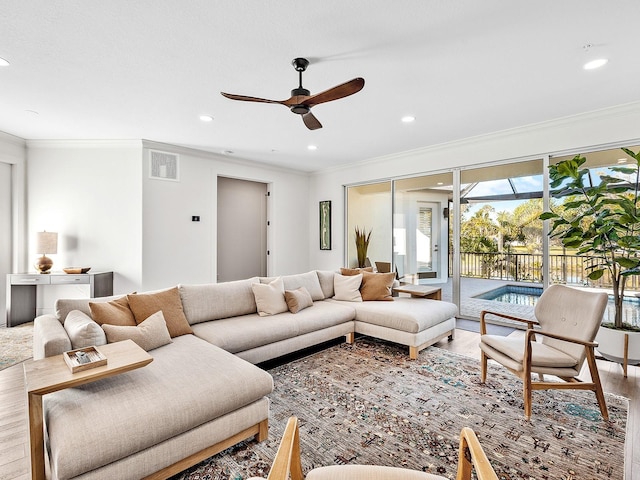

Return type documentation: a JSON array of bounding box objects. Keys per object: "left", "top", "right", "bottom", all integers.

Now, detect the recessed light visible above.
[
  {"left": 583, "top": 58, "right": 608, "bottom": 70},
  {"left": 0, "top": 57, "right": 9, "bottom": 67},
  {"left": 222, "top": 150, "right": 234, "bottom": 155},
  {"left": 307, "top": 145, "right": 317, "bottom": 151},
  {"left": 617, "top": 158, "right": 628, "bottom": 164},
  {"left": 25, "top": 110, "right": 39, "bottom": 116},
  {"left": 437, "top": 182, "right": 444, "bottom": 186},
  {"left": 199, "top": 114, "right": 214, "bottom": 122},
  {"left": 401, "top": 116, "right": 415, "bottom": 123}
]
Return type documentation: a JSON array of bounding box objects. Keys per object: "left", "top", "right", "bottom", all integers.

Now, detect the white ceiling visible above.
[{"left": 1, "top": 1, "right": 639, "bottom": 173}]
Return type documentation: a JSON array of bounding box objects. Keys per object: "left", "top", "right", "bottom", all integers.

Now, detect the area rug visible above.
[
  {"left": 172, "top": 339, "right": 628, "bottom": 480},
  {"left": 0, "top": 322, "right": 33, "bottom": 371}
]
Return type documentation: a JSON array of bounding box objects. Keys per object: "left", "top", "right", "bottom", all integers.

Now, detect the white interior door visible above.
[
  {"left": 415, "top": 202, "right": 439, "bottom": 275},
  {"left": 217, "top": 177, "right": 267, "bottom": 282}
]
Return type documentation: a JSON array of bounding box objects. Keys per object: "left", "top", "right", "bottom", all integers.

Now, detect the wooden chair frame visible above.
[
  {"left": 480, "top": 310, "right": 608, "bottom": 421},
  {"left": 265, "top": 417, "right": 498, "bottom": 480}
]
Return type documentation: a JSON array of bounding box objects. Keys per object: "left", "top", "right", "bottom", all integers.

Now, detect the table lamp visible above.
[{"left": 35, "top": 231, "right": 58, "bottom": 273}]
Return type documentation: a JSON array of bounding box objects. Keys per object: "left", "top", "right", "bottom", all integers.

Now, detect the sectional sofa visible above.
[{"left": 32, "top": 269, "right": 458, "bottom": 480}]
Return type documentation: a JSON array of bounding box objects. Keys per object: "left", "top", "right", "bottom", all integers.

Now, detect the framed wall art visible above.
[{"left": 319, "top": 200, "right": 331, "bottom": 250}]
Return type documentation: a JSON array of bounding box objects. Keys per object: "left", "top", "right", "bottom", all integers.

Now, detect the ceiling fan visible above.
[{"left": 221, "top": 58, "right": 364, "bottom": 130}]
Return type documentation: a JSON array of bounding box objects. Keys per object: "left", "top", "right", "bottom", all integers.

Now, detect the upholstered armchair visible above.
[
  {"left": 479, "top": 284, "right": 609, "bottom": 420},
  {"left": 253, "top": 417, "right": 498, "bottom": 480}
]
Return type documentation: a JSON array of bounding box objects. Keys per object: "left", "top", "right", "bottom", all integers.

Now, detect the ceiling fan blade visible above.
[
  {"left": 302, "top": 112, "right": 322, "bottom": 130},
  {"left": 303, "top": 78, "right": 365, "bottom": 107},
  {"left": 220, "top": 92, "right": 284, "bottom": 105}
]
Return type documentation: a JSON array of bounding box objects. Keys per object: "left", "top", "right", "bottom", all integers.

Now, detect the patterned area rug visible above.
[
  {"left": 173, "top": 339, "right": 628, "bottom": 480},
  {"left": 0, "top": 322, "right": 33, "bottom": 371}
]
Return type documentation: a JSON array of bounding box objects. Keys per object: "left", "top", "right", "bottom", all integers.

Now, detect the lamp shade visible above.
[{"left": 36, "top": 231, "right": 58, "bottom": 255}]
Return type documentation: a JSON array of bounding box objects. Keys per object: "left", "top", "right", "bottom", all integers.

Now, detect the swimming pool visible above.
[{"left": 474, "top": 284, "right": 640, "bottom": 326}]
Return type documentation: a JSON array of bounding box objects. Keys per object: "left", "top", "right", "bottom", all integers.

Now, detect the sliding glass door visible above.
[{"left": 393, "top": 173, "right": 453, "bottom": 284}]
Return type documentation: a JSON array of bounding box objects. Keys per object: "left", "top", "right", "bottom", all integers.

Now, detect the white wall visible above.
[
  {"left": 309, "top": 101, "right": 640, "bottom": 271},
  {"left": 27, "top": 140, "right": 143, "bottom": 302},
  {"left": 141, "top": 142, "right": 310, "bottom": 291},
  {"left": 346, "top": 185, "right": 392, "bottom": 268}
]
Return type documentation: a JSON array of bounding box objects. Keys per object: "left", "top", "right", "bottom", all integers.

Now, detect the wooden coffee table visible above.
[
  {"left": 23, "top": 339, "right": 153, "bottom": 480},
  {"left": 393, "top": 284, "right": 442, "bottom": 300}
]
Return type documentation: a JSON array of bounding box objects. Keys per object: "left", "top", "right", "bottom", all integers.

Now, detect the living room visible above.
[{"left": 1, "top": 2, "right": 640, "bottom": 479}]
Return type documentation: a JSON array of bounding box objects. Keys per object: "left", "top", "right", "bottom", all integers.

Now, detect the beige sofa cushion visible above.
[
  {"left": 284, "top": 287, "right": 314, "bottom": 313},
  {"left": 89, "top": 296, "right": 137, "bottom": 326},
  {"left": 261, "top": 271, "right": 325, "bottom": 301},
  {"left": 44, "top": 335, "right": 273, "bottom": 480},
  {"left": 63, "top": 310, "right": 107, "bottom": 349},
  {"left": 179, "top": 277, "right": 259, "bottom": 324},
  {"left": 128, "top": 287, "right": 193, "bottom": 338},
  {"left": 252, "top": 277, "right": 288, "bottom": 316},
  {"left": 316, "top": 270, "right": 336, "bottom": 299},
  {"left": 191, "top": 301, "right": 355, "bottom": 354},
  {"left": 331, "top": 297, "right": 458, "bottom": 334},
  {"left": 102, "top": 311, "right": 172, "bottom": 351}
]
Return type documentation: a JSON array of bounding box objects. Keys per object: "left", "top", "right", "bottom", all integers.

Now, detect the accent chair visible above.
[
  {"left": 478, "top": 284, "right": 609, "bottom": 420},
  {"left": 253, "top": 416, "right": 498, "bottom": 480}
]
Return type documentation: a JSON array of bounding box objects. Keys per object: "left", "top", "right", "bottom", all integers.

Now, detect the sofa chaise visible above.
[{"left": 32, "top": 269, "right": 458, "bottom": 479}]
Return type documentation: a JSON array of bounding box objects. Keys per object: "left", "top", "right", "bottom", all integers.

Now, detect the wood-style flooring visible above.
[{"left": 0, "top": 329, "right": 638, "bottom": 479}]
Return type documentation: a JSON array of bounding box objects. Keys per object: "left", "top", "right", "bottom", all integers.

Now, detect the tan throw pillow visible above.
[
  {"left": 252, "top": 277, "right": 288, "bottom": 316},
  {"left": 340, "top": 267, "right": 374, "bottom": 276},
  {"left": 284, "top": 287, "right": 314, "bottom": 314},
  {"left": 360, "top": 271, "right": 396, "bottom": 301},
  {"left": 89, "top": 296, "right": 137, "bottom": 326},
  {"left": 127, "top": 287, "right": 193, "bottom": 338},
  {"left": 64, "top": 310, "right": 107, "bottom": 349},
  {"left": 333, "top": 273, "right": 363, "bottom": 302},
  {"left": 102, "top": 311, "right": 172, "bottom": 351}
]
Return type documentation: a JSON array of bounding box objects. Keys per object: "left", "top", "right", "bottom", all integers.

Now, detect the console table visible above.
[{"left": 6, "top": 271, "right": 113, "bottom": 327}]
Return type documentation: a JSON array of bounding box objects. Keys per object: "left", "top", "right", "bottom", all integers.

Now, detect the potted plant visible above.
[
  {"left": 540, "top": 147, "right": 640, "bottom": 375},
  {"left": 354, "top": 226, "right": 372, "bottom": 268}
]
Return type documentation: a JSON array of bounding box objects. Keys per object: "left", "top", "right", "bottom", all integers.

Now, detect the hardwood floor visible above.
[{"left": 0, "top": 329, "right": 637, "bottom": 479}]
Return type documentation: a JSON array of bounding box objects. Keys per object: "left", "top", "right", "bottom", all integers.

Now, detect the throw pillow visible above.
[
  {"left": 252, "top": 277, "right": 288, "bottom": 316},
  {"left": 127, "top": 287, "right": 193, "bottom": 338},
  {"left": 340, "top": 267, "right": 374, "bottom": 276},
  {"left": 89, "top": 295, "right": 137, "bottom": 326},
  {"left": 102, "top": 311, "right": 172, "bottom": 351},
  {"left": 333, "top": 273, "right": 363, "bottom": 302},
  {"left": 360, "top": 271, "right": 396, "bottom": 301},
  {"left": 64, "top": 310, "right": 107, "bottom": 349},
  {"left": 284, "top": 287, "right": 314, "bottom": 314}
]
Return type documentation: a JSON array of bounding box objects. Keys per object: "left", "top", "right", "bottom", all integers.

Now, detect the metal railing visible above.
[{"left": 449, "top": 251, "right": 639, "bottom": 290}]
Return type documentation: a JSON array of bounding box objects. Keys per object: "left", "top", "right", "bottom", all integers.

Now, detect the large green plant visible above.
[
  {"left": 540, "top": 148, "right": 640, "bottom": 329},
  {"left": 354, "top": 226, "right": 372, "bottom": 268}
]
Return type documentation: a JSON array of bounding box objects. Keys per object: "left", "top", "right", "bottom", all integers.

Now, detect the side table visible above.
[
  {"left": 393, "top": 284, "right": 442, "bottom": 300},
  {"left": 23, "top": 340, "right": 153, "bottom": 480}
]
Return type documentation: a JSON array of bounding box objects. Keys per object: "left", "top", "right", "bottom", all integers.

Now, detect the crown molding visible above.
[
  {"left": 313, "top": 100, "right": 640, "bottom": 176},
  {"left": 26, "top": 139, "right": 144, "bottom": 149}
]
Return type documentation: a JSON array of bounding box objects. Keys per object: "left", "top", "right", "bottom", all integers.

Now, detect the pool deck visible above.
[
  {"left": 441, "top": 278, "right": 538, "bottom": 327},
  {"left": 412, "top": 277, "right": 639, "bottom": 328}
]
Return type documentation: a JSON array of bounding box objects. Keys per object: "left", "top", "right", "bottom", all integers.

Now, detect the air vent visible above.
[{"left": 149, "top": 150, "right": 179, "bottom": 181}]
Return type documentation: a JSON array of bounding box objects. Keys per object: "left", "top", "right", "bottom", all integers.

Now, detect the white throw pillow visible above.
[
  {"left": 64, "top": 310, "right": 107, "bottom": 349},
  {"left": 102, "top": 311, "right": 172, "bottom": 351},
  {"left": 333, "top": 273, "right": 363, "bottom": 302},
  {"left": 252, "top": 277, "right": 288, "bottom": 316}
]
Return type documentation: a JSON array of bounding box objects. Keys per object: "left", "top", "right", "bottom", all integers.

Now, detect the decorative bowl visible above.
[{"left": 63, "top": 267, "right": 91, "bottom": 274}]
